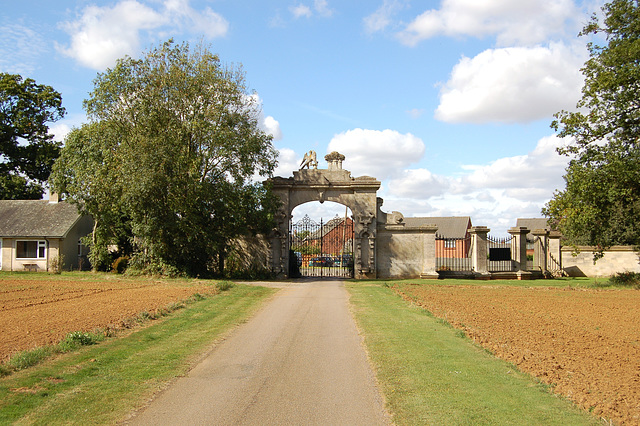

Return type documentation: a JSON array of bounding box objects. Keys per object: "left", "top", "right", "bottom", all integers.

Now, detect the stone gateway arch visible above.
[{"left": 266, "top": 151, "right": 440, "bottom": 279}]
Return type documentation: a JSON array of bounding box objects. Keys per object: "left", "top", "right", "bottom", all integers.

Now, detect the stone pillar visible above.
[
  {"left": 508, "top": 227, "right": 532, "bottom": 279},
  {"left": 531, "top": 229, "right": 549, "bottom": 273},
  {"left": 548, "top": 231, "right": 563, "bottom": 275},
  {"left": 420, "top": 225, "right": 439, "bottom": 279},
  {"left": 271, "top": 208, "right": 290, "bottom": 278},
  {"left": 355, "top": 212, "right": 376, "bottom": 279},
  {"left": 470, "top": 226, "right": 490, "bottom": 279}
]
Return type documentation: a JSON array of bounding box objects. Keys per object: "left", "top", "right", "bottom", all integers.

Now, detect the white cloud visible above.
[
  {"left": 435, "top": 43, "right": 586, "bottom": 123},
  {"left": 57, "top": 0, "right": 229, "bottom": 70},
  {"left": 327, "top": 128, "right": 425, "bottom": 180},
  {"left": 247, "top": 94, "right": 283, "bottom": 142},
  {"left": 50, "top": 113, "right": 88, "bottom": 144},
  {"left": 383, "top": 134, "right": 570, "bottom": 235},
  {"left": 0, "top": 22, "right": 46, "bottom": 75},
  {"left": 388, "top": 169, "right": 450, "bottom": 198},
  {"left": 363, "top": 0, "right": 403, "bottom": 34},
  {"left": 290, "top": 4, "right": 312, "bottom": 19},
  {"left": 314, "top": 0, "right": 334, "bottom": 17},
  {"left": 274, "top": 147, "right": 299, "bottom": 177},
  {"left": 397, "top": 0, "right": 581, "bottom": 47},
  {"left": 455, "top": 134, "right": 569, "bottom": 193},
  {"left": 290, "top": 1, "right": 334, "bottom": 19},
  {"left": 48, "top": 123, "right": 72, "bottom": 143},
  {"left": 407, "top": 108, "right": 425, "bottom": 119},
  {"left": 263, "top": 116, "right": 283, "bottom": 141}
]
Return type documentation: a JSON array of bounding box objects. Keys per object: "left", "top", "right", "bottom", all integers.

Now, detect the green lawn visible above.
[{"left": 347, "top": 281, "right": 599, "bottom": 425}]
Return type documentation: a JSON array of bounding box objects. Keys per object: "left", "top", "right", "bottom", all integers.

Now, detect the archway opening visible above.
[{"left": 290, "top": 201, "right": 354, "bottom": 278}]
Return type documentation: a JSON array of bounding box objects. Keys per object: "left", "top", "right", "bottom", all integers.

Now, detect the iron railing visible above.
[{"left": 435, "top": 234, "right": 472, "bottom": 272}]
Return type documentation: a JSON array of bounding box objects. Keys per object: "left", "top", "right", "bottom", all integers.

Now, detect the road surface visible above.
[{"left": 127, "top": 280, "right": 391, "bottom": 425}]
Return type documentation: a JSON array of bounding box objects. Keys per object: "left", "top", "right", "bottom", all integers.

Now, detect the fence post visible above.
[
  {"left": 531, "top": 229, "right": 549, "bottom": 274},
  {"left": 469, "top": 226, "right": 490, "bottom": 279},
  {"left": 508, "top": 226, "right": 532, "bottom": 280}
]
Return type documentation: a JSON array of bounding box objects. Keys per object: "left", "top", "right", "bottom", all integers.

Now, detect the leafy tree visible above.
[
  {"left": 52, "top": 40, "right": 278, "bottom": 275},
  {"left": 544, "top": 0, "right": 640, "bottom": 250},
  {"left": 0, "top": 73, "right": 65, "bottom": 199}
]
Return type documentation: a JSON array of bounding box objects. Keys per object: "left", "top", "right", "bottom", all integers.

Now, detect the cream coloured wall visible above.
[{"left": 562, "top": 246, "right": 640, "bottom": 277}]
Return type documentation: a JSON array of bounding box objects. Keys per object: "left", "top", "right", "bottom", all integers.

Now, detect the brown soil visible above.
[
  {"left": 395, "top": 284, "right": 640, "bottom": 425},
  {"left": 0, "top": 276, "right": 217, "bottom": 362}
]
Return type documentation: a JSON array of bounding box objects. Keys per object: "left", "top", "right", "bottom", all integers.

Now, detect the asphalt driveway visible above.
[{"left": 127, "top": 280, "right": 391, "bottom": 425}]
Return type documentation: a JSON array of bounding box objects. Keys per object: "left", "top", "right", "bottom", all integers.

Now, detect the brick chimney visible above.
[{"left": 49, "top": 192, "right": 59, "bottom": 204}]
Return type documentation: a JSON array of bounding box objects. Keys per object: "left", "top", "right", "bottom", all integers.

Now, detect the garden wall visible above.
[{"left": 562, "top": 246, "right": 640, "bottom": 277}]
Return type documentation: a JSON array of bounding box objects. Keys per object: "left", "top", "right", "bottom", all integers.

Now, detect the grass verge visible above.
[
  {"left": 0, "top": 283, "right": 276, "bottom": 424},
  {"left": 347, "top": 282, "right": 599, "bottom": 425}
]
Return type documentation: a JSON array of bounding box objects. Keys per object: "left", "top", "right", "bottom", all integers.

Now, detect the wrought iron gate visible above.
[
  {"left": 289, "top": 214, "right": 354, "bottom": 278},
  {"left": 488, "top": 234, "right": 516, "bottom": 272}
]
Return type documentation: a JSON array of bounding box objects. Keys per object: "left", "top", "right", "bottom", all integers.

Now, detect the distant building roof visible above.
[
  {"left": 0, "top": 200, "right": 83, "bottom": 238},
  {"left": 403, "top": 216, "right": 472, "bottom": 239},
  {"left": 516, "top": 218, "right": 550, "bottom": 233},
  {"left": 304, "top": 216, "right": 353, "bottom": 240}
]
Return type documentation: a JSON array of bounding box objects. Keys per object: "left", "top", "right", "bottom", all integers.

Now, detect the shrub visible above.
[
  {"left": 8, "top": 347, "right": 53, "bottom": 370},
  {"left": 609, "top": 271, "right": 640, "bottom": 289},
  {"left": 50, "top": 254, "right": 64, "bottom": 274},
  {"left": 216, "top": 280, "right": 235, "bottom": 292},
  {"left": 58, "top": 331, "right": 104, "bottom": 352},
  {"left": 112, "top": 256, "right": 129, "bottom": 274}
]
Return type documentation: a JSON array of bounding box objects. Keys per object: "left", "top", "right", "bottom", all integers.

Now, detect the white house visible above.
[{"left": 0, "top": 195, "right": 93, "bottom": 272}]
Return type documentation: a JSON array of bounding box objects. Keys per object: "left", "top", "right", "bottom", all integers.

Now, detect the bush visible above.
[
  {"left": 50, "top": 254, "right": 64, "bottom": 274},
  {"left": 128, "top": 253, "right": 184, "bottom": 277},
  {"left": 216, "top": 280, "right": 235, "bottom": 292},
  {"left": 8, "top": 347, "right": 53, "bottom": 370},
  {"left": 58, "top": 331, "right": 104, "bottom": 352},
  {"left": 609, "top": 271, "right": 640, "bottom": 289},
  {"left": 112, "top": 256, "right": 129, "bottom": 274}
]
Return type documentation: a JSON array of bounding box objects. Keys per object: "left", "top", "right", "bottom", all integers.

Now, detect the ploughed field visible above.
[
  {"left": 0, "top": 275, "right": 217, "bottom": 362},
  {"left": 395, "top": 283, "right": 640, "bottom": 425}
]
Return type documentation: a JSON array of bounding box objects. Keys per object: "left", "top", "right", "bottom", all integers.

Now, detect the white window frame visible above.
[
  {"left": 16, "top": 240, "right": 47, "bottom": 259},
  {"left": 444, "top": 239, "right": 456, "bottom": 249}
]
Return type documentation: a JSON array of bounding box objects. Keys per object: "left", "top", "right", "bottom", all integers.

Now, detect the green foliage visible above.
[
  {"left": 609, "top": 271, "right": 640, "bottom": 288},
  {"left": 52, "top": 40, "right": 278, "bottom": 276},
  {"left": 546, "top": 1, "right": 640, "bottom": 249},
  {"left": 0, "top": 73, "right": 65, "bottom": 199},
  {"left": 291, "top": 244, "right": 321, "bottom": 255},
  {"left": 215, "top": 280, "right": 235, "bottom": 292},
  {"left": 50, "top": 253, "right": 64, "bottom": 274},
  {"left": 7, "top": 347, "right": 53, "bottom": 371},
  {"left": 58, "top": 331, "right": 104, "bottom": 352}
]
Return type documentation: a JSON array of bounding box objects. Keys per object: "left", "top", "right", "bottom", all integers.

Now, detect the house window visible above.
[
  {"left": 444, "top": 239, "right": 456, "bottom": 249},
  {"left": 16, "top": 240, "right": 46, "bottom": 259}
]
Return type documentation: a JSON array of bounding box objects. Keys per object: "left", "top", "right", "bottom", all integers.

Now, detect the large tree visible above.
[
  {"left": 544, "top": 0, "right": 640, "bottom": 250},
  {"left": 52, "top": 40, "right": 278, "bottom": 276},
  {"left": 0, "top": 73, "right": 65, "bottom": 199}
]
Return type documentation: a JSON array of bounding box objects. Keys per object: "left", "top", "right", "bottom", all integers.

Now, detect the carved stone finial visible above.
[
  {"left": 325, "top": 151, "right": 345, "bottom": 161},
  {"left": 324, "top": 151, "right": 345, "bottom": 171},
  {"left": 299, "top": 150, "right": 318, "bottom": 170}
]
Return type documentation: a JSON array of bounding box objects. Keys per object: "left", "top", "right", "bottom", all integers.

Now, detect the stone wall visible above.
[
  {"left": 562, "top": 246, "right": 640, "bottom": 277},
  {"left": 226, "top": 234, "right": 272, "bottom": 277},
  {"left": 377, "top": 227, "right": 425, "bottom": 278}
]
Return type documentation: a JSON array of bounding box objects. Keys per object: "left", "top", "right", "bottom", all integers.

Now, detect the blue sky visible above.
[{"left": 2, "top": 0, "right": 604, "bottom": 235}]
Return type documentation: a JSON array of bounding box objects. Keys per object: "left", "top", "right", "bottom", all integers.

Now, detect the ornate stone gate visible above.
[{"left": 267, "top": 152, "right": 380, "bottom": 279}]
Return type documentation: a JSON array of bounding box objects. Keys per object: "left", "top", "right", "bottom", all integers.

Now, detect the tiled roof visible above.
[
  {"left": 403, "top": 216, "right": 472, "bottom": 239},
  {"left": 0, "top": 200, "right": 82, "bottom": 238}
]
